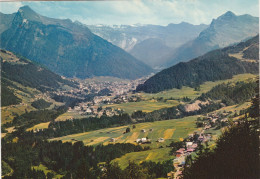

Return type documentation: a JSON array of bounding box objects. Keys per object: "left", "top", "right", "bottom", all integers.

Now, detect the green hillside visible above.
[{"left": 137, "top": 35, "right": 259, "bottom": 93}]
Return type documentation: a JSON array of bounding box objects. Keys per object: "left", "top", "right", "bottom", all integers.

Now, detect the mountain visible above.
[
  {"left": 164, "top": 11, "right": 259, "bottom": 67},
  {"left": 1, "top": 49, "right": 77, "bottom": 106},
  {"left": 0, "top": 6, "right": 153, "bottom": 80},
  {"left": 136, "top": 35, "right": 259, "bottom": 93},
  {"left": 129, "top": 38, "right": 173, "bottom": 68},
  {"left": 87, "top": 23, "right": 208, "bottom": 68},
  {"left": 0, "top": 12, "right": 15, "bottom": 34}
]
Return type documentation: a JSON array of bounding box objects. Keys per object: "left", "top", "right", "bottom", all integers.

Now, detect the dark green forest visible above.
[
  {"left": 1, "top": 82, "right": 21, "bottom": 106},
  {"left": 198, "top": 80, "right": 257, "bottom": 105},
  {"left": 31, "top": 99, "right": 52, "bottom": 110}
]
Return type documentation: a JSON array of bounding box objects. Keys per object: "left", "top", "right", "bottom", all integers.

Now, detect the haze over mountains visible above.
[
  {"left": 89, "top": 11, "right": 258, "bottom": 69},
  {"left": 0, "top": 6, "right": 153, "bottom": 80},
  {"left": 88, "top": 23, "right": 208, "bottom": 68}
]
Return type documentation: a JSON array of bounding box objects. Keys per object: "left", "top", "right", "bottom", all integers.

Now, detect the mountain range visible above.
[
  {"left": 87, "top": 22, "right": 208, "bottom": 68},
  {"left": 164, "top": 11, "right": 259, "bottom": 67},
  {"left": 0, "top": 6, "right": 153, "bottom": 80},
  {"left": 88, "top": 11, "right": 259, "bottom": 69},
  {"left": 136, "top": 35, "right": 259, "bottom": 93}
]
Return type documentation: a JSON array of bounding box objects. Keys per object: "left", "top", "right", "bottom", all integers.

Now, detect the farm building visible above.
[
  {"left": 136, "top": 139, "right": 141, "bottom": 143},
  {"left": 110, "top": 138, "right": 116, "bottom": 142},
  {"left": 186, "top": 142, "right": 193, "bottom": 148},
  {"left": 141, "top": 138, "right": 147, "bottom": 143},
  {"left": 157, "top": 138, "right": 165, "bottom": 142},
  {"left": 141, "top": 129, "right": 146, "bottom": 132}
]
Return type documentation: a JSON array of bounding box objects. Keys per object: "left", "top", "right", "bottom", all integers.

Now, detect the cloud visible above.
[
  {"left": 0, "top": 2, "right": 23, "bottom": 14},
  {"left": 0, "top": 0, "right": 258, "bottom": 26}
]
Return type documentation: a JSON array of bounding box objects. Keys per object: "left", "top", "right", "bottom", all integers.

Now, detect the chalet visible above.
[
  {"left": 141, "top": 129, "right": 146, "bottom": 133},
  {"left": 176, "top": 148, "right": 185, "bottom": 155},
  {"left": 186, "top": 142, "right": 193, "bottom": 148},
  {"left": 221, "top": 118, "right": 228, "bottom": 122},
  {"left": 173, "top": 159, "right": 179, "bottom": 163},
  {"left": 198, "top": 136, "right": 204, "bottom": 141},
  {"left": 110, "top": 138, "right": 116, "bottom": 142},
  {"left": 191, "top": 143, "right": 198, "bottom": 149},
  {"left": 74, "top": 106, "right": 81, "bottom": 111},
  {"left": 136, "top": 139, "right": 141, "bottom": 143},
  {"left": 187, "top": 148, "right": 195, "bottom": 153},
  {"left": 141, "top": 138, "right": 147, "bottom": 143},
  {"left": 204, "top": 125, "right": 211, "bottom": 130},
  {"left": 157, "top": 138, "right": 165, "bottom": 142}
]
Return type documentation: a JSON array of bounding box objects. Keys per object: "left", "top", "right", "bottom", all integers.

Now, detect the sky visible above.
[{"left": 0, "top": 0, "right": 259, "bottom": 26}]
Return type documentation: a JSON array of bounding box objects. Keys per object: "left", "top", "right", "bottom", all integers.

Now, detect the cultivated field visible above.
[
  {"left": 103, "top": 99, "right": 179, "bottom": 114},
  {"left": 49, "top": 116, "right": 198, "bottom": 148},
  {"left": 112, "top": 147, "right": 174, "bottom": 169},
  {"left": 26, "top": 122, "right": 51, "bottom": 131}
]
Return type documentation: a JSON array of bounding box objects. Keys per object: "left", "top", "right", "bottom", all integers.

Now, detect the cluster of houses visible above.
[
  {"left": 53, "top": 76, "right": 150, "bottom": 119},
  {"left": 68, "top": 104, "right": 123, "bottom": 117},
  {"left": 198, "top": 112, "right": 230, "bottom": 130},
  {"left": 168, "top": 113, "right": 231, "bottom": 178}
]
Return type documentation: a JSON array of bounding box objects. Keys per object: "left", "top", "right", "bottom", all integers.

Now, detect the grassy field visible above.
[
  {"left": 1, "top": 104, "right": 35, "bottom": 124},
  {"left": 55, "top": 111, "right": 88, "bottom": 121},
  {"left": 49, "top": 116, "right": 198, "bottom": 148},
  {"left": 32, "top": 164, "right": 63, "bottom": 178},
  {"left": 26, "top": 122, "right": 51, "bottom": 131},
  {"left": 112, "top": 147, "right": 174, "bottom": 169},
  {"left": 49, "top": 116, "right": 198, "bottom": 168},
  {"left": 104, "top": 99, "right": 179, "bottom": 114},
  {"left": 214, "top": 101, "right": 251, "bottom": 114}
]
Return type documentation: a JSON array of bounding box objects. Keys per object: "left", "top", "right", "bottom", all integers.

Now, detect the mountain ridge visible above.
[
  {"left": 164, "top": 11, "right": 259, "bottom": 67},
  {"left": 136, "top": 35, "right": 259, "bottom": 93},
  {"left": 87, "top": 22, "right": 208, "bottom": 68},
  {"left": 0, "top": 6, "right": 153, "bottom": 80}
]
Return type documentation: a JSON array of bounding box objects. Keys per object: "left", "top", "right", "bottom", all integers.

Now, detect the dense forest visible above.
[
  {"left": 31, "top": 99, "right": 52, "bottom": 110},
  {"left": 198, "top": 80, "right": 258, "bottom": 105},
  {"left": 1, "top": 81, "right": 21, "bottom": 106},
  {"left": 136, "top": 35, "right": 259, "bottom": 93}
]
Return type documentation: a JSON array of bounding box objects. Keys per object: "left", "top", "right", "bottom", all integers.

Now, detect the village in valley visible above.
[{"left": 51, "top": 76, "right": 149, "bottom": 118}]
